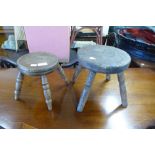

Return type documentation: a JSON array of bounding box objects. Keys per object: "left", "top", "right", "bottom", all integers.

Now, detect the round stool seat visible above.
[
  {"left": 78, "top": 45, "right": 131, "bottom": 74},
  {"left": 17, "top": 52, "right": 59, "bottom": 76}
]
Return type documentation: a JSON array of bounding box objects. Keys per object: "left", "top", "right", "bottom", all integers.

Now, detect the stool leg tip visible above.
[
  {"left": 46, "top": 100, "right": 52, "bottom": 111},
  {"left": 14, "top": 93, "right": 19, "bottom": 100},
  {"left": 77, "top": 106, "right": 83, "bottom": 112},
  {"left": 47, "top": 105, "right": 52, "bottom": 111},
  {"left": 121, "top": 104, "right": 128, "bottom": 108},
  {"left": 14, "top": 96, "right": 18, "bottom": 100}
]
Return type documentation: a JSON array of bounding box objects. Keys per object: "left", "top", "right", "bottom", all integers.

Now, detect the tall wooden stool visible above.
[{"left": 72, "top": 45, "right": 131, "bottom": 112}]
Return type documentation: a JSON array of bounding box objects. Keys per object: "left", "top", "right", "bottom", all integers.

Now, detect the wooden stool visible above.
[
  {"left": 14, "top": 52, "right": 68, "bottom": 111},
  {"left": 72, "top": 45, "right": 131, "bottom": 112},
  {"left": 70, "top": 26, "right": 103, "bottom": 45}
]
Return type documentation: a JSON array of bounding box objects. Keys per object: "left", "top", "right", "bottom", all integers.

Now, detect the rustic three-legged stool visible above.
[
  {"left": 72, "top": 45, "right": 131, "bottom": 112},
  {"left": 14, "top": 52, "right": 68, "bottom": 111}
]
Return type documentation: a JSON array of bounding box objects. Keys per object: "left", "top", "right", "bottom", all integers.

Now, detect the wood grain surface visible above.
[{"left": 0, "top": 68, "right": 155, "bottom": 129}]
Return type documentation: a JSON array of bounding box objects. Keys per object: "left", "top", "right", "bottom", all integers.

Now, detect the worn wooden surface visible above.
[
  {"left": 17, "top": 52, "right": 59, "bottom": 76},
  {"left": 0, "top": 68, "right": 155, "bottom": 129},
  {"left": 77, "top": 45, "right": 131, "bottom": 73}
]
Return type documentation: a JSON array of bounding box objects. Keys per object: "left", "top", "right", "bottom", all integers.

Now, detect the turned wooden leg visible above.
[
  {"left": 72, "top": 65, "right": 82, "bottom": 83},
  {"left": 57, "top": 65, "right": 69, "bottom": 85},
  {"left": 106, "top": 74, "right": 111, "bottom": 81},
  {"left": 41, "top": 75, "right": 52, "bottom": 111},
  {"left": 77, "top": 71, "right": 96, "bottom": 112},
  {"left": 14, "top": 72, "right": 24, "bottom": 100},
  {"left": 117, "top": 72, "right": 128, "bottom": 107}
]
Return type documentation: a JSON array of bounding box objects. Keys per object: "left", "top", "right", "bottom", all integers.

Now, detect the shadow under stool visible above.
[
  {"left": 72, "top": 45, "right": 131, "bottom": 112},
  {"left": 14, "top": 52, "right": 68, "bottom": 111}
]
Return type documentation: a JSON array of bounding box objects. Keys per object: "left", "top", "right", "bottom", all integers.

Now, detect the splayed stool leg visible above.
[
  {"left": 14, "top": 72, "right": 24, "bottom": 100},
  {"left": 41, "top": 75, "right": 52, "bottom": 110},
  {"left": 77, "top": 71, "right": 96, "bottom": 112},
  {"left": 57, "top": 65, "right": 69, "bottom": 85},
  {"left": 117, "top": 72, "right": 128, "bottom": 107},
  {"left": 72, "top": 65, "right": 82, "bottom": 84}
]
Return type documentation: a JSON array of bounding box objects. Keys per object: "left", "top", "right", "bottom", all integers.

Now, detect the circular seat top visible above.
[
  {"left": 78, "top": 45, "right": 131, "bottom": 74},
  {"left": 17, "top": 52, "right": 59, "bottom": 75}
]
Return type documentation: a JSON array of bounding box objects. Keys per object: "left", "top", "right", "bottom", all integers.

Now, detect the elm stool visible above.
[
  {"left": 72, "top": 45, "right": 131, "bottom": 112},
  {"left": 14, "top": 52, "right": 68, "bottom": 111}
]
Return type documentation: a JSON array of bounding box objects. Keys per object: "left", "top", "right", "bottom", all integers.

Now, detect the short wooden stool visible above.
[
  {"left": 14, "top": 52, "right": 68, "bottom": 111},
  {"left": 72, "top": 45, "right": 131, "bottom": 112}
]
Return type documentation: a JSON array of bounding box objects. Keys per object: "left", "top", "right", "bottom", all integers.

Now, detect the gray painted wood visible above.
[
  {"left": 14, "top": 72, "right": 24, "bottom": 100},
  {"left": 15, "top": 52, "right": 68, "bottom": 111},
  {"left": 41, "top": 75, "right": 52, "bottom": 111},
  {"left": 77, "top": 45, "right": 131, "bottom": 74},
  {"left": 77, "top": 71, "right": 96, "bottom": 112},
  {"left": 74, "top": 45, "right": 131, "bottom": 112},
  {"left": 117, "top": 72, "right": 128, "bottom": 107},
  {"left": 72, "top": 65, "right": 82, "bottom": 83},
  {"left": 57, "top": 64, "right": 69, "bottom": 85},
  {"left": 17, "top": 52, "right": 59, "bottom": 76}
]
